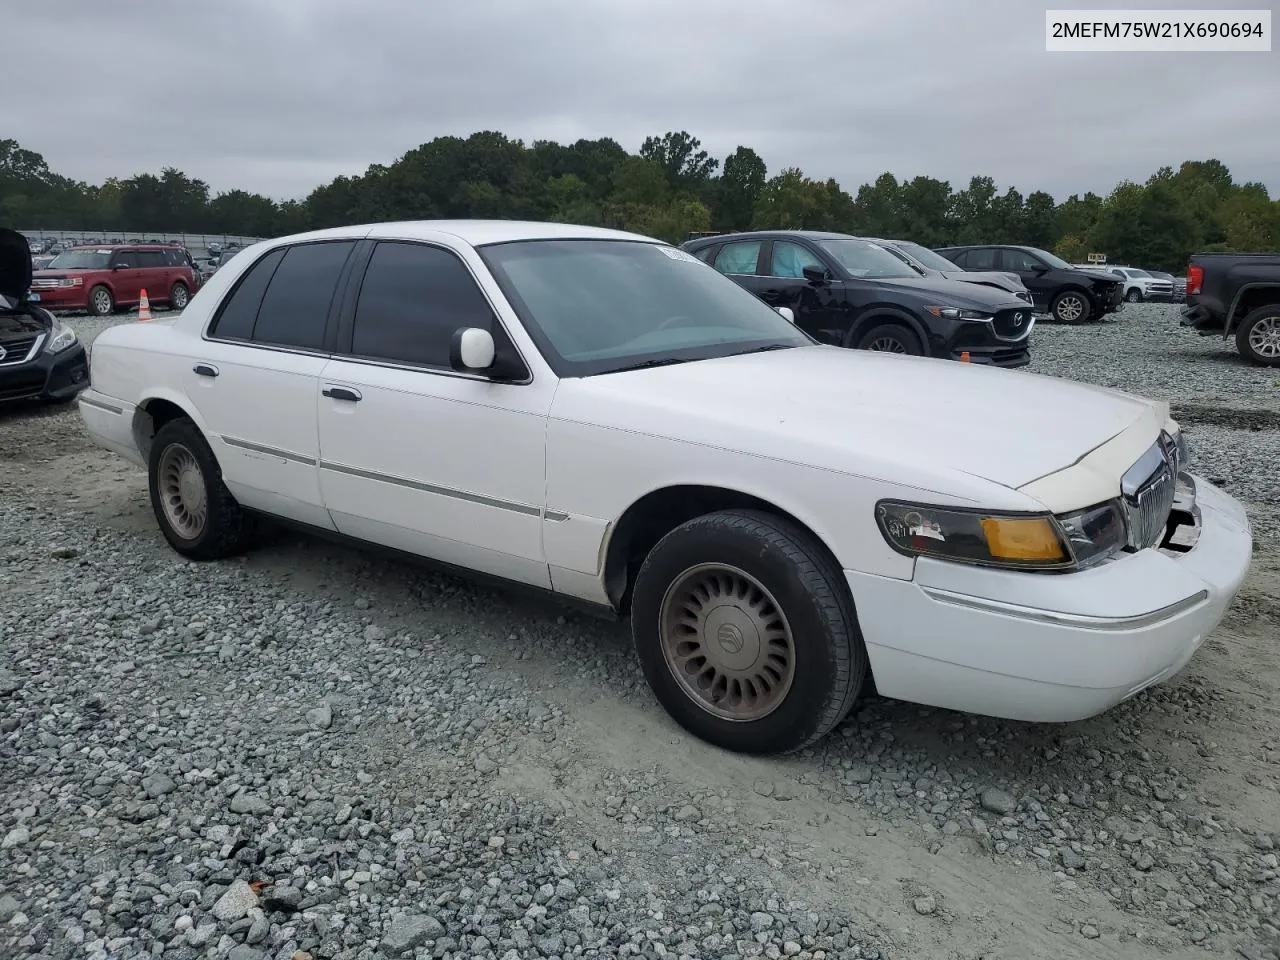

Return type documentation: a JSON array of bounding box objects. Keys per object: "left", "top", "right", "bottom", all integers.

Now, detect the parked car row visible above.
[
  {"left": 1073, "top": 264, "right": 1179, "bottom": 303},
  {"left": 29, "top": 243, "right": 200, "bottom": 316},
  {"left": 681, "top": 231, "right": 1036, "bottom": 368},
  {"left": 66, "top": 218, "right": 1253, "bottom": 756}
]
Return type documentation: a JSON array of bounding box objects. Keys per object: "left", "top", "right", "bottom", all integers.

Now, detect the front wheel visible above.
[
  {"left": 1125, "top": 287, "right": 1143, "bottom": 303},
  {"left": 147, "top": 418, "right": 256, "bottom": 560},
  {"left": 853, "top": 322, "right": 924, "bottom": 356},
  {"left": 1235, "top": 305, "right": 1280, "bottom": 367},
  {"left": 87, "top": 285, "right": 114, "bottom": 317},
  {"left": 630, "top": 509, "right": 868, "bottom": 754},
  {"left": 1051, "top": 290, "right": 1092, "bottom": 324}
]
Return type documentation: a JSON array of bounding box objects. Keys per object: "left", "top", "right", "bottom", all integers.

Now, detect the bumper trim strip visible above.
[
  {"left": 920, "top": 585, "right": 1210, "bottom": 631},
  {"left": 78, "top": 395, "right": 124, "bottom": 415}
]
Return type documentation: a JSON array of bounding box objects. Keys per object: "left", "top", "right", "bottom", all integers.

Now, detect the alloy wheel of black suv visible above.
[
  {"left": 682, "top": 231, "right": 1035, "bottom": 368},
  {"left": 933, "top": 244, "right": 1125, "bottom": 325}
]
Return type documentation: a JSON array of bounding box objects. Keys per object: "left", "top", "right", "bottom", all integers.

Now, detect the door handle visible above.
[
  {"left": 763, "top": 289, "right": 782, "bottom": 296},
  {"left": 193, "top": 363, "right": 219, "bottom": 378},
  {"left": 322, "top": 385, "right": 362, "bottom": 403}
]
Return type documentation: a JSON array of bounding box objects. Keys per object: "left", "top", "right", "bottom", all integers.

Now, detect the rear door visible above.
[
  {"left": 186, "top": 239, "right": 358, "bottom": 530},
  {"left": 134, "top": 249, "right": 171, "bottom": 303}
]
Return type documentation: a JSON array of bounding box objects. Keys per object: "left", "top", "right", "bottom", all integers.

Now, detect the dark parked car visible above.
[
  {"left": 682, "top": 230, "right": 1035, "bottom": 367},
  {"left": 0, "top": 228, "right": 89, "bottom": 404},
  {"left": 935, "top": 244, "right": 1125, "bottom": 324},
  {"left": 867, "top": 238, "right": 1034, "bottom": 305},
  {"left": 1180, "top": 251, "right": 1280, "bottom": 366}
]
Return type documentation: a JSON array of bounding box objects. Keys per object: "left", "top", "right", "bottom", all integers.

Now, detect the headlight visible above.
[
  {"left": 1055, "top": 501, "right": 1128, "bottom": 568},
  {"left": 45, "top": 321, "right": 78, "bottom": 354},
  {"left": 875, "top": 499, "right": 1129, "bottom": 572},
  {"left": 925, "top": 306, "right": 992, "bottom": 322}
]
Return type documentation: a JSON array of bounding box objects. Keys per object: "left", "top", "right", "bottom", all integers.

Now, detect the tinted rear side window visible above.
[
  {"left": 136, "top": 251, "right": 168, "bottom": 268},
  {"left": 252, "top": 241, "right": 355, "bottom": 350},
  {"left": 349, "top": 241, "right": 496, "bottom": 368},
  {"left": 208, "top": 247, "right": 287, "bottom": 340}
]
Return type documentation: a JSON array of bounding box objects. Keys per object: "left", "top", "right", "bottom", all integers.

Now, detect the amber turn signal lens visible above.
[{"left": 980, "top": 516, "right": 1067, "bottom": 561}]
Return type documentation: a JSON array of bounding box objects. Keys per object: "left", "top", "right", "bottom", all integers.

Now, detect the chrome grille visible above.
[{"left": 1120, "top": 433, "right": 1179, "bottom": 550}]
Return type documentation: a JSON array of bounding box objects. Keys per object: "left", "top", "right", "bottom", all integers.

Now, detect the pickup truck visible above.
[{"left": 1180, "top": 252, "right": 1280, "bottom": 366}]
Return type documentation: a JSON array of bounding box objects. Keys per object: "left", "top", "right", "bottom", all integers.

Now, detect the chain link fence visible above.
[{"left": 21, "top": 230, "right": 268, "bottom": 257}]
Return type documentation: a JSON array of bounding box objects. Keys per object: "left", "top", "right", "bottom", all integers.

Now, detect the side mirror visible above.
[
  {"left": 802, "top": 264, "right": 828, "bottom": 284},
  {"left": 775, "top": 306, "right": 795, "bottom": 323},
  {"left": 449, "top": 327, "right": 496, "bottom": 373}
]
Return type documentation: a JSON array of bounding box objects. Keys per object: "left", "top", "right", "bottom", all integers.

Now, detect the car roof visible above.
[
  {"left": 686, "top": 230, "right": 855, "bottom": 248},
  {"left": 273, "top": 219, "right": 660, "bottom": 248}
]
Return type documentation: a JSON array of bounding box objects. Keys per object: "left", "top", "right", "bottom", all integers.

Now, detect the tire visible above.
[
  {"left": 147, "top": 418, "right": 256, "bottom": 560},
  {"left": 1050, "top": 289, "right": 1092, "bottom": 324},
  {"left": 87, "top": 285, "right": 114, "bottom": 317},
  {"left": 630, "top": 509, "right": 868, "bottom": 755},
  {"left": 852, "top": 322, "right": 924, "bottom": 356},
  {"left": 1124, "top": 287, "right": 1142, "bottom": 303},
  {"left": 169, "top": 282, "right": 190, "bottom": 311},
  {"left": 1234, "top": 305, "right": 1280, "bottom": 367}
]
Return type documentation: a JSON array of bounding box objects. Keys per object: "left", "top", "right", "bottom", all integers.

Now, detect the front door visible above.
[
  {"left": 108, "top": 249, "right": 144, "bottom": 305},
  {"left": 758, "top": 239, "right": 849, "bottom": 344},
  {"left": 995, "top": 248, "right": 1053, "bottom": 309},
  {"left": 315, "top": 238, "right": 554, "bottom": 588},
  {"left": 186, "top": 239, "right": 356, "bottom": 530}
]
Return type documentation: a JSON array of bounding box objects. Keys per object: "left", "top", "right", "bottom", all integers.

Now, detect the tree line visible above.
[{"left": 3, "top": 132, "right": 1277, "bottom": 272}]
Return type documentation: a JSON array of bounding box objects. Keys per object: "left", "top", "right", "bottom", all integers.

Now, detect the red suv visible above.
[{"left": 31, "top": 244, "right": 197, "bottom": 316}]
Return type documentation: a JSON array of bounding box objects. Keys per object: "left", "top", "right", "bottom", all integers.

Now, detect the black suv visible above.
[
  {"left": 935, "top": 244, "right": 1124, "bottom": 325},
  {"left": 682, "top": 231, "right": 1035, "bottom": 367}
]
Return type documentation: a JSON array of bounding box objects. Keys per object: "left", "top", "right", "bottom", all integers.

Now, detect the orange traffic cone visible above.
[
  {"left": 137, "top": 289, "right": 153, "bottom": 322},
  {"left": 959, "top": 351, "right": 971, "bottom": 362}
]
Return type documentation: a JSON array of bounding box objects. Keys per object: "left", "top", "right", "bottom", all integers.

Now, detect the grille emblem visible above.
[
  {"left": 0, "top": 346, "right": 6, "bottom": 361},
  {"left": 1013, "top": 313, "right": 1025, "bottom": 326}
]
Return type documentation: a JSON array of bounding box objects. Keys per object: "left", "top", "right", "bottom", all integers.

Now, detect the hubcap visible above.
[
  {"left": 1247, "top": 316, "right": 1280, "bottom": 359},
  {"left": 658, "top": 563, "right": 796, "bottom": 722},
  {"left": 1057, "top": 295, "right": 1084, "bottom": 321},
  {"left": 174, "top": 287, "right": 188, "bottom": 308},
  {"left": 157, "top": 443, "right": 208, "bottom": 539},
  {"left": 94, "top": 290, "right": 111, "bottom": 313},
  {"left": 867, "top": 336, "right": 908, "bottom": 353}
]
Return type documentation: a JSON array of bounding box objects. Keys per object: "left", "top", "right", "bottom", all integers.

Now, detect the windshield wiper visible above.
[
  {"left": 728, "top": 343, "right": 797, "bottom": 356},
  {"left": 599, "top": 356, "right": 694, "bottom": 374}
]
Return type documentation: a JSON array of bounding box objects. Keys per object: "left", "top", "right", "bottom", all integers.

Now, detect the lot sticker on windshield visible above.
[
  {"left": 96, "top": 249, "right": 112, "bottom": 254},
  {"left": 658, "top": 246, "right": 699, "bottom": 263}
]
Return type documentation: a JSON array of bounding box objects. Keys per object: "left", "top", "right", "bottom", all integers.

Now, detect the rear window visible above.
[{"left": 251, "top": 241, "right": 355, "bottom": 350}]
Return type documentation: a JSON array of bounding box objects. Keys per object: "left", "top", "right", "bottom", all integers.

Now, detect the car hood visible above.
[
  {"left": 941, "top": 270, "right": 1027, "bottom": 291},
  {"left": 1074, "top": 268, "right": 1121, "bottom": 283},
  {"left": 857, "top": 274, "right": 1027, "bottom": 309},
  {"left": 558, "top": 345, "right": 1162, "bottom": 495},
  {"left": 0, "top": 227, "right": 33, "bottom": 303}
]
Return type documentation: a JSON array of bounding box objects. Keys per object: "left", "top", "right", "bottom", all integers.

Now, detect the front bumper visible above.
[
  {"left": 28, "top": 286, "right": 90, "bottom": 311},
  {"left": 848, "top": 476, "right": 1252, "bottom": 722},
  {"left": 0, "top": 341, "right": 89, "bottom": 402}
]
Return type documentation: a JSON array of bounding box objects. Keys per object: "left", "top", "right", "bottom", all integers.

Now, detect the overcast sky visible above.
[{"left": 8, "top": 0, "right": 1278, "bottom": 203}]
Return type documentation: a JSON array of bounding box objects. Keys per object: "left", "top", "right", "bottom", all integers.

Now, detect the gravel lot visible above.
[{"left": 2, "top": 302, "right": 1278, "bottom": 960}]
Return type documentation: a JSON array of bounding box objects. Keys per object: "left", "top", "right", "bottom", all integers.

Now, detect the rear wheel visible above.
[
  {"left": 630, "top": 509, "right": 867, "bottom": 754},
  {"left": 147, "top": 418, "right": 256, "bottom": 560},
  {"left": 1235, "top": 305, "right": 1280, "bottom": 367},
  {"left": 1051, "top": 290, "right": 1091, "bottom": 324},
  {"left": 853, "top": 322, "right": 923, "bottom": 356},
  {"left": 169, "top": 282, "right": 190, "bottom": 310},
  {"left": 87, "top": 285, "right": 114, "bottom": 317}
]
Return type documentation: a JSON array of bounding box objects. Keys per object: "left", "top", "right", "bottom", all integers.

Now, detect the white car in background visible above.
[
  {"left": 76, "top": 220, "right": 1252, "bottom": 754},
  {"left": 1077, "top": 265, "right": 1176, "bottom": 302}
]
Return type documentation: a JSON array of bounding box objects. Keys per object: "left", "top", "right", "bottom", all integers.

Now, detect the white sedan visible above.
[{"left": 77, "top": 220, "right": 1253, "bottom": 754}]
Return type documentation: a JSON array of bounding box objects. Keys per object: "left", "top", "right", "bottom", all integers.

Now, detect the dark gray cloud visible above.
[{"left": 8, "top": 0, "right": 1278, "bottom": 201}]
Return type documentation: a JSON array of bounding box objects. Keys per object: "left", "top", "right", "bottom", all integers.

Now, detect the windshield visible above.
[
  {"left": 891, "top": 240, "right": 962, "bottom": 273},
  {"left": 1124, "top": 267, "right": 1150, "bottom": 278},
  {"left": 816, "top": 239, "right": 919, "bottom": 279},
  {"left": 45, "top": 249, "right": 113, "bottom": 270},
  {"left": 1028, "top": 247, "right": 1072, "bottom": 270},
  {"left": 478, "top": 239, "right": 812, "bottom": 377}
]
